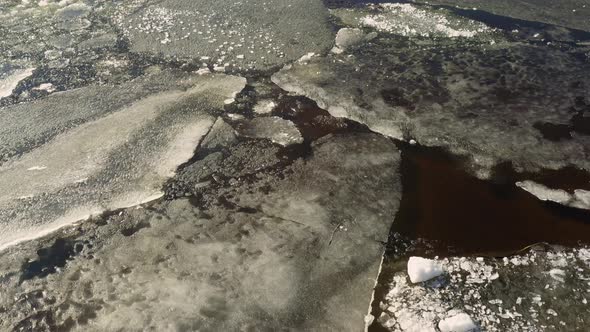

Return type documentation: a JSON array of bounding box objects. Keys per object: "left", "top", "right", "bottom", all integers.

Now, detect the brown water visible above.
[{"left": 392, "top": 143, "right": 590, "bottom": 257}]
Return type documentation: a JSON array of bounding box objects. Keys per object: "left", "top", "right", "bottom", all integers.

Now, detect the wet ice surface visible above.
[{"left": 1, "top": 0, "right": 590, "bottom": 331}]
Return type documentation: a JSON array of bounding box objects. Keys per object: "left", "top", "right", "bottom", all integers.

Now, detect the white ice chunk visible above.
[
  {"left": 438, "top": 313, "right": 477, "bottom": 332},
  {"left": 407, "top": 256, "right": 444, "bottom": 283}
]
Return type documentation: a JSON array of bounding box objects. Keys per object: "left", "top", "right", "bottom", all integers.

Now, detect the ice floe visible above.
[
  {"left": 417, "top": 0, "right": 590, "bottom": 32},
  {"left": 114, "top": 0, "right": 334, "bottom": 71},
  {"left": 0, "top": 71, "right": 246, "bottom": 250},
  {"left": 273, "top": 10, "right": 590, "bottom": 176}
]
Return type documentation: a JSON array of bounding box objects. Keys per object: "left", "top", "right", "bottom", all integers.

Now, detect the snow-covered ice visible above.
[{"left": 331, "top": 28, "right": 371, "bottom": 54}]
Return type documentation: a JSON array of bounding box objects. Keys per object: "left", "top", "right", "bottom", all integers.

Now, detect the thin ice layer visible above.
[{"left": 0, "top": 72, "right": 246, "bottom": 250}]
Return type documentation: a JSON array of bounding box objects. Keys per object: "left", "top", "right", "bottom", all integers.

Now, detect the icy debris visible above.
[
  {"left": 375, "top": 247, "right": 590, "bottom": 331},
  {"left": 516, "top": 180, "right": 590, "bottom": 210},
  {"left": 396, "top": 309, "right": 437, "bottom": 332},
  {"left": 407, "top": 256, "right": 444, "bottom": 283},
  {"left": 358, "top": 3, "right": 491, "bottom": 38},
  {"left": 235, "top": 117, "right": 303, "bottom": 147},
  {"left": 438, "top": 313, "right": 477, "bottom": 332},
  {"left": 0, "top": 67, "right": 35, "bottom": 98}
]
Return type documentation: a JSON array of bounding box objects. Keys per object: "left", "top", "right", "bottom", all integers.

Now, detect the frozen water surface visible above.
[{"left": 0, "top": 0, "right": 589, "bottom": 331}]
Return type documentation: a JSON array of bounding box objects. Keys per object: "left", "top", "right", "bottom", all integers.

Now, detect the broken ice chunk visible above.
[
  {"left": 438, "top": 313, "right": 477, "bottom": 332},
  {"left": 407, "top": 256, "right": 444, "bottom": 283}
]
